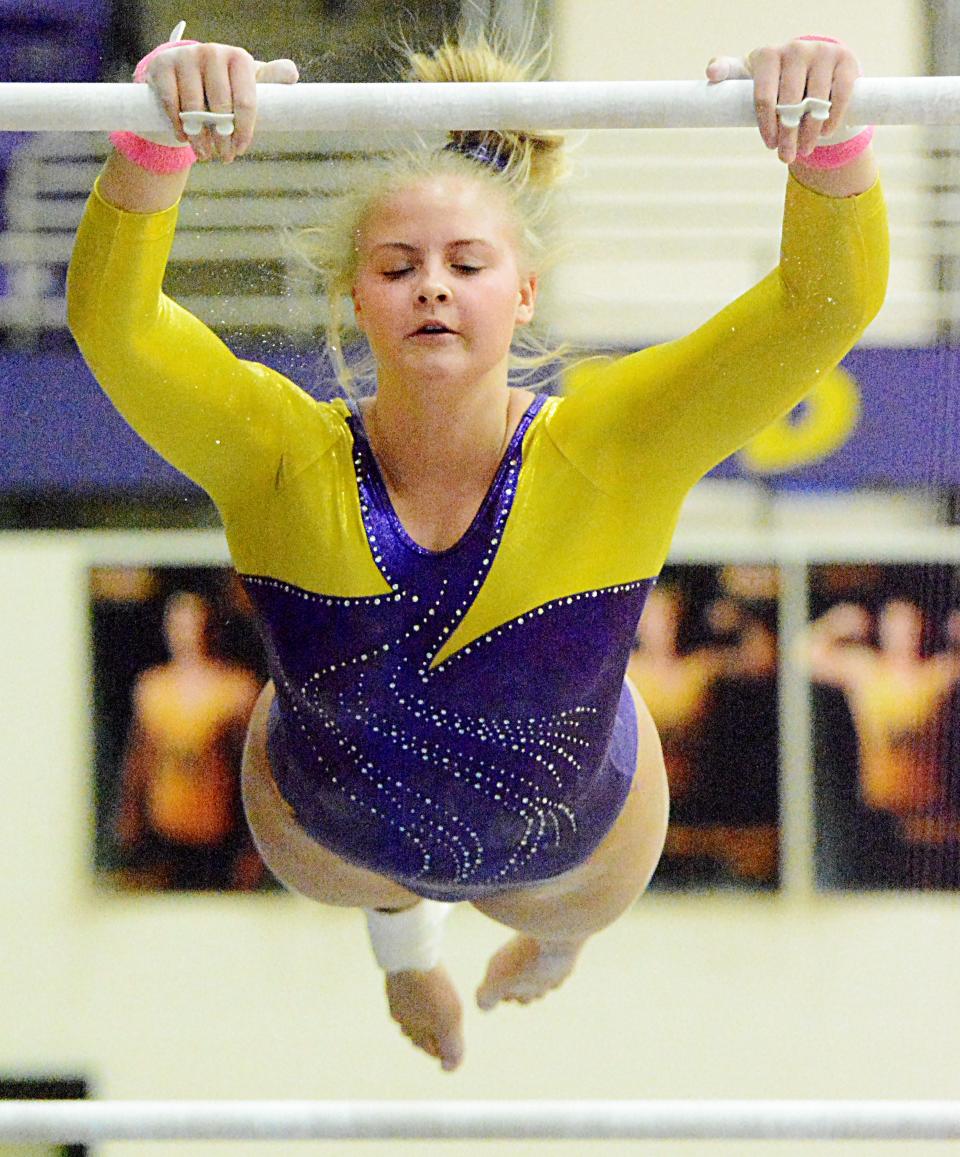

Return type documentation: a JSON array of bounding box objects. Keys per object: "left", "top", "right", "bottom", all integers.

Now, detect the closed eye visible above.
[{"left": 382, "top": 264, "right": 481, "bottom": 279}]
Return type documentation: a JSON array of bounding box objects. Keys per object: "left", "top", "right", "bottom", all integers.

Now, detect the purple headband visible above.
[{"left": 443, "top": 136, "right": 511, "bottom": 172}]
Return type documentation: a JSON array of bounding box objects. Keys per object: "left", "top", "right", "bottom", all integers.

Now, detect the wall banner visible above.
[{"left": 2, "top": 346, "right": 957, "bottom": 492}]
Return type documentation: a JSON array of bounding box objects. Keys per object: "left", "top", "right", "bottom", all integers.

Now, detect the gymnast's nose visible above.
[
  {"left": 417, "top": 285, "right": 450, "bottom": 304},
  {"left": 416, "top": 263, "right": 451, "bottom": 303}
]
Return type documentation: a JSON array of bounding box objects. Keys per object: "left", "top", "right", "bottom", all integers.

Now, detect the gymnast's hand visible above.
[
  {"left": 706, "top": 38, "right": 861, "bottom": 165},
  {"left": 143, "top": 41, "right": 299, "bottom": 164}
]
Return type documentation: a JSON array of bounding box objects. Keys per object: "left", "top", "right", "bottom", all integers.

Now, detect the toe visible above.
[{"left": 475, "top": 937, "right": 528, "bottom": 1010}]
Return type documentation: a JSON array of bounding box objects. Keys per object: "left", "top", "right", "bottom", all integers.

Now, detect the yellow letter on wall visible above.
[{"left": 737, "top": 366, "right": 862, "bottom": 475}]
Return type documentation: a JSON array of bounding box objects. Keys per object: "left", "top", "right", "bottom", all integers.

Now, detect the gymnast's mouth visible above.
[{"left": 409, "top": 322, "right": 458, "bottom": 336}]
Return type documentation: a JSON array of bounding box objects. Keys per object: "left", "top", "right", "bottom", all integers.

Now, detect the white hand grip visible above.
[
  {"left": 180, "top": 110, "right": 236, "bottom": 136},
  {"left": 775, "top": 96, "right": 831, "bottom": 128}
]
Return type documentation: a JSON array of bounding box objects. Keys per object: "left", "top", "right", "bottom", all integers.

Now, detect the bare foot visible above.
[
  {"left": 476, "top": 934, "right": 584, "bottom": 1011},
  {"left": 385, "top": 964, "right": 465, "bottom": 1072}
]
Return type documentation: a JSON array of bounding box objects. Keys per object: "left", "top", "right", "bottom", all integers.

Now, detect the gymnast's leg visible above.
[
  {"left": 241, "top": 682, "right": 465, "bottom": 1071},
  {"left": 472, "top": 682, "right": 669, "bottom": 1011}
]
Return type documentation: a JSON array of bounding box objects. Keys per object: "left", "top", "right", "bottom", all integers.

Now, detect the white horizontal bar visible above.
[
  {"left": 2, "top": 1100, "right": 960, "bottom": 1142},
  {"left": 1, "top": 76, "right": 960, "bottom": 134}
]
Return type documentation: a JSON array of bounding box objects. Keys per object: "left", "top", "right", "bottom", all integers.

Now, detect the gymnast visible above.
[{"left": 66, "top": 24, "right": 888, "bottom": 1072}]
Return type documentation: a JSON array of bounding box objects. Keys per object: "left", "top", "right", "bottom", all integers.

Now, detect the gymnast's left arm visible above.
[{"left": 546, "top": 37, "right": 888, "bottom": 499}]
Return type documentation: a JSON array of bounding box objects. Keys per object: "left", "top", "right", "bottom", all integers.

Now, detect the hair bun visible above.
[{"left": 407, "top": 33, "right": 565, "bottom": 190}]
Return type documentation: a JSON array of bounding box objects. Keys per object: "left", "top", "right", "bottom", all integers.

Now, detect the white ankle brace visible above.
[{"left": 363, "top": 900, "right": 452, "bottom": 974}]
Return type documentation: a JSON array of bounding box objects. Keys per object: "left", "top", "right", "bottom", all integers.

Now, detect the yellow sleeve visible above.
[
  {"left": 545, "top": 173, "right": 889, "bottom": 496},
  {"left": 66, "top": 180, "right": 337, "bottom": 509}
]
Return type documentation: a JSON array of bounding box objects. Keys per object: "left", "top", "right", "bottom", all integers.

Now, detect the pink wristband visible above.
[
  {"left": 109, "top": 37, "right": 200, "bottom": 174},
  {"left": 109, "top": 130, "right": 198, "bottom": 174},
  {"left": 798, "top": 124, "right": 874, "bottom": 169},
  {"left": 794, "top": 35, "right": 873, "bottom": 169}
]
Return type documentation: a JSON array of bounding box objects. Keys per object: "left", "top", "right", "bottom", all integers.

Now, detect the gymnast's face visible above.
[{"left": 351, "top": 176, "right": 537, "bottom": 391}]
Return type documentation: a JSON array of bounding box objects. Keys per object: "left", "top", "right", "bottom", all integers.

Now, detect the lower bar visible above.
[{"left": 0, "top": 1101, "right": 960, "bottom": 1143}]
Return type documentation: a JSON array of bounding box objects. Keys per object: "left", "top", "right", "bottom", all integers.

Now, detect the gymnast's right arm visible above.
[{"left": 66, "top": 42, "right": 300, "bottom": 504}]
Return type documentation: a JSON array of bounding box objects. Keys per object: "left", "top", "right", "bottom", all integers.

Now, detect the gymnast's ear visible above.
[{"left": 515, "top": 273, "right": 537, "bottom": 326}]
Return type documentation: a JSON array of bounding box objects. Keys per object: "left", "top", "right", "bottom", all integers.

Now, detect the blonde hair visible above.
[{"left": 293, "top": 30, "right": 569, "bottom": 395}]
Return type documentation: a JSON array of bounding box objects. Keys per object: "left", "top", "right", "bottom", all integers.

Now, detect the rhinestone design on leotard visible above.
[{"left": 243, "top": 395, "right": 653, "bottom": 900}]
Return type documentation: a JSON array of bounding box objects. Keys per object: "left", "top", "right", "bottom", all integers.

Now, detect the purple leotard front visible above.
[{"left": 259, "top": 395, "right": 647, "bottom": 901}]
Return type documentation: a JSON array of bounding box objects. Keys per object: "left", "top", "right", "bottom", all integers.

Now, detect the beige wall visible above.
[
  {"left": 545, "top": 0, "right": 930, "bottom": 347},
  {"left": 3, "top": 3, "right": 955, "bottom": 1155},
  {"left": 3, "top": 523, "right": 960, "bottom": 1157},
  {"left": 552, "top": 0, "right": 924, "bottom": 80}
]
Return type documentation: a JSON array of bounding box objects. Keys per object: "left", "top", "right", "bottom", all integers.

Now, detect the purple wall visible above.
[{"left": 1, "top": 344, "right": 958, "bottom": 494}]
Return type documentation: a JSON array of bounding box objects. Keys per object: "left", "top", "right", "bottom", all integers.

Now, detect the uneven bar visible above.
[
  {"left": 0, "top": 76, "right": 959, "bottom": 135},
  {"left": 1, "top": 1100, "right": 960, "bottom": 1143}
]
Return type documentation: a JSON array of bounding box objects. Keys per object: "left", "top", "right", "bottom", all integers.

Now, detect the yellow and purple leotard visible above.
[{"left": 67, "top": 173, "right": 888, "bottom": 900}]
